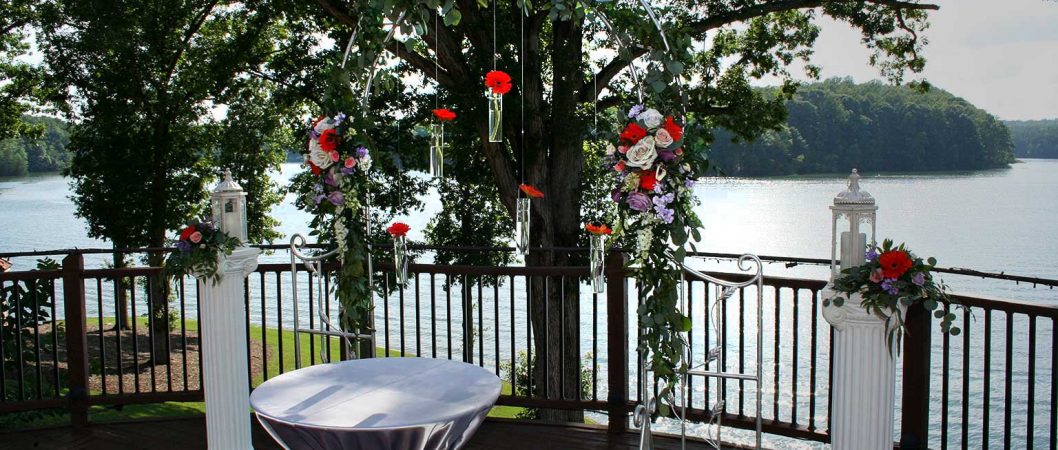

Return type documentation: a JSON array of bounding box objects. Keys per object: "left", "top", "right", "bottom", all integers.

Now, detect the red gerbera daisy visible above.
[
  {"left": 639, "top": 169, "right": 658, "bottom": 191},
  {"left": 386, "top": 222, "right": 411, "bottom": 238},
  {"left": 319, "top": 129, "right": 340, "bottom": 152},
  {"left": 485, "top": 70, "right": 512, "bottom": 95},
  {"left": 663, "top": 115, "right": 683, "bottom": 141},
  {"left": 620, "top": 123, "right": 647, "bottom": 144},
  {"left": 585, "top": 223, "right": 613, "bottom": 235},
  {"left": 878, "top": 250, "right": 913, "bottom": 279},
  {"left": 519, "top": 184, "right": 544, "bottom": 198},
  {"left": 432, "top": 108, "right": 457, "bottom": 122},
  {"left": 179, "top": 225, "right": 197, "bottom": 241}
]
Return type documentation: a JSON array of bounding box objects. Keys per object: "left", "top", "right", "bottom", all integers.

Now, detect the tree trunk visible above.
[
  {"left": 147, "top": 247, "right": 171, "bottom": 366},
  {"left": 113, "top": 246, "right": 131, "bottom": 331}
]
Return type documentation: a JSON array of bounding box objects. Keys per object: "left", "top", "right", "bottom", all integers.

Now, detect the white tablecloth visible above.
[{"left": 250, "top": 358, "right": 501, "bottom": 450}]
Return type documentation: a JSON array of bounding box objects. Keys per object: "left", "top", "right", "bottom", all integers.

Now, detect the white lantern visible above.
[
  {"left": 211, "top": 168, "right": 248, "bottom": 243},
  {"left": 830, "top": 169, "right": 877, "bottom": 280}
]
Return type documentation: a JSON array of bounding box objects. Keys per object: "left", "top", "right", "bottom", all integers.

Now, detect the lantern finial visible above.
[{"left": 834, "top": 168, "right": 874, "bottom": 205}]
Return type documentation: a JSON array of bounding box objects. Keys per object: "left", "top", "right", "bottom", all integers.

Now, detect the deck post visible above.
[
  {"left": 198, "top": 246, "right": 260, "bottom": 450},
  {"left": 605, "top": 252, "right": 629, "bottom": 434},
  {"left": 899, "top": 304, "right": 932, "bottom": 449},
  {"left": 61, "top": 253, "right": 90, "bottom": 428}
]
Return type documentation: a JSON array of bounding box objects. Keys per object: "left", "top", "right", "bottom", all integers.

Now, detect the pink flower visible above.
[
  {"left": 869, "top": 268, "right": 884, "bottom": 284},
  {"left": 329, "top": 151, "right": 340, "bottom": 162},
  {"left": 344, "top": 157, "right": 357, "bottom": 168},
  {"left": 189, "top": 231, "right": 203, "bottom": 244},
  {"left": 618, "top": 145, "right": 629, "bottom": 154},
  {"left": 614, "top": 161, "right": 626, "bottom": 172}
]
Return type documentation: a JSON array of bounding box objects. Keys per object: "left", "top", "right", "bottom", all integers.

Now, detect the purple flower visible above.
[
  {"left": 626, "top": 192, "right": 652, "bottom": 212},
  {"left": 334, "top": 112, "right": 347, "bottom": 126},
  {"left": 340, "top": 166, "right": 355, "bottom": 175},
  {"left": 610, "top": 189, "right": 623, "bottom": 203},
  {"left": 653, "top": 193, "right": 675, "bottom": 224},
  {"left": 355, "top": 146, "right": 369, "bottom": 158},
  {"left": 313, "top": 183, "right": 323, "bottom": 193},
  {"left": 314, "top": 194, "right": 326, "bottom": 205},
  {"left": 323, "top": 172, "right": 338, "bottom": 187},
  {"left": 327, "top": 191, "right": 344, "bottom": 206},
  {"left": 308, "top": 130, "right": 320, "bottom": 139},
  {"left": 684, "top": 178, "right": 695, "bottom": 188},
  {"left": 880, "top": 278, "right": 900, "bottom": 295},
  {"left": 628, "top": 104, "right": 645, "bottom": 119},
  {"left": 912, "top": 272, "right": 926, "bottom": 286},
  {"left": 865, "top": 248, "right": 880, "bottom": 262},
  {"left": 176, "top": 240, "right": 192, "bottom": 253},
  {"left": 657, "top": 150, "right": 677, "bottom": 162}
]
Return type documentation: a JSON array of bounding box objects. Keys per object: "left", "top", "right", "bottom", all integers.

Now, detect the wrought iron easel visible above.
[
  {"left": 637, "top": 254, "right": 765, "bottom": 449},
  {"left": 289, "top": 234, "right": 376, "bottom": 364}
]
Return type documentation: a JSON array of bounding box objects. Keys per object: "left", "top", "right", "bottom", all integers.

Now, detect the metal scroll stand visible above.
[
  {"left": 289, "top": 199, "right": 377, "bottom": 364},
  {"left": 637, "top": 254, "right": 764, "bottom": 450}
]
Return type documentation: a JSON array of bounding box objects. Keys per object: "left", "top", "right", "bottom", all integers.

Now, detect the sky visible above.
[{"left": 794, "top": 0, "right": 1058, "bottom": 120}]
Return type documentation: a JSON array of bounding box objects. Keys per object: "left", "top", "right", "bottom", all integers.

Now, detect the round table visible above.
[{"left": 249, "top": 358, "right": 501, "bottom": 450}]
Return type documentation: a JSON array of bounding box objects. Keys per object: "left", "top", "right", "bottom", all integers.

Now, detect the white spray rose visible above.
[
  {"left": 314, "top": 118, "right": 336, "bottom": 133},
  {"left": 625, "top": 136, "right": 657, "bottom": 169},
  {"left": 358, "top": 154, "right": 373, "bottom": 171},
  {"left": 605, "top": 143, "right": 616, "bottom": 156},
  {"left": 639, "top": 109, "right": 663, "bottom": 129},
  {"left": 654, "top": 128, "right": 674, "bottom": 148},
  {"left": 308, "top": 140, "right": 334, "bottom": 169}
]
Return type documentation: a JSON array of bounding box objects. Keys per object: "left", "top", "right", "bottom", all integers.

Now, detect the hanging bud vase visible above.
[
  {"left": 393, "top": 234, "right": 409, "bottom": 284},
  {"left": 430, "top": 123, "right": 444, "bottom": 178},
  {"left": 590, "top": 234, "right": 605, "bottom": 293},
  {"left": 515, "top": 197, "right": 530, "bottom": 256},
  {"left": 487, "top": 91, "right": 503, "bottom": 143}
]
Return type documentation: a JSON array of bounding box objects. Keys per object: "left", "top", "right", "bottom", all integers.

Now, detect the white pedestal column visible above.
[
  {"left": 822, "top": 291, "right": 897, "bottom": 450},
  {"left": 198, "top": 246, "right": 260, "bottom": 450}
]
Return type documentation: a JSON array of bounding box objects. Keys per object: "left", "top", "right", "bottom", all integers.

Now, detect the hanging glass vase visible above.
[
  {"left": 393, "top": 235, "right": 409, "bottom": 284},
  {"left": 589, "top": 234, "right": 605, "bottom": 293},
  {"left": 429, "top": 123, "right": 444, "bottom": 178},
  {"left": 515, "top": 197, "right": 530, "bottom": 256},
  {"left": 487, "top": 91, "right": 503, "bottom": 143}
]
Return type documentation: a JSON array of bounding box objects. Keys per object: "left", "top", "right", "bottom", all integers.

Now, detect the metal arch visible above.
[
  {"left": 587, "top": 8, "right": 646, "bottom": 104},
  {"left": 362, "top": 10, "right": 410, "bottom": 107}
]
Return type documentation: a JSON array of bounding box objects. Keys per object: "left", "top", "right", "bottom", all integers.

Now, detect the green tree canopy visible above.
[{"left": 1006, "top": 119, "right": 1058, "bottom": 159}]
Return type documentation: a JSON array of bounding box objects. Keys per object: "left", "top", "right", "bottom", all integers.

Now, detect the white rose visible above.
[
  {"left": 308, "top": 140, "right": 334, "bottom": 169},
  {"left": 314, "top": 118, "right": 336, "bottom": 133},
  {"left": 358, "top": 155, "right": 373, "bottom": 171},
  {"left": 654, "top": 128, "right": 674, "bottom": 148},
  {"left": 639, "top": 109, "right": 663, "bottom": 129},
  {"left": 625, "top": 136, "right": 657, "bottom": 169},
  {"left": 605, "top": 143, "right": 616, "bottom": 156}
]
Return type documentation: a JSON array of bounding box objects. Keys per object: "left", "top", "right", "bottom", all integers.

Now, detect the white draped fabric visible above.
[{"left": 250, "top": 358, "right": 501, "bottom": 450}]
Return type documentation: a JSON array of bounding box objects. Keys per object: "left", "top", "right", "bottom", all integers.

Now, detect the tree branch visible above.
[{"left": 688, "top": 0, "right": 938, "bottom": 34}]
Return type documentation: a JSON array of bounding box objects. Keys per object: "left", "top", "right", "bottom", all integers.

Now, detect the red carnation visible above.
[
  {"left": 432, "top": 108, "right": 457, "bottom": 122},
  {"left": 178, "top": 225, "right": 197, "bottom": 241},
  {"left": 387, "top": 222, "right": 411, "bottom": 238},
  {"left": 620, "top": 123, "right": 647, "bottom": 144},
  {"left": 639, "top": 170, "right": 658, "bottom": 191},
  {"left": 307, "top": 160, "right": 321, "bottom": 175},
  {"left": 663, "top": 116, "right": 683, "bottom": 141},
  {"left": 519, "top": 184, "right": 544, "bottom": 199},
  {"left": 878, "top": 250, "right": 913, "bottom": 279},
  {"left": 319, "top": 129, "right": 340, "bottom": 152},
  {"left": 485, "top": 70, "right": 512, "bottom": 95}
]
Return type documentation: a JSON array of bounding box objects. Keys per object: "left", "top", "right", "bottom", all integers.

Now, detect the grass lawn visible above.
[{"left": 2, "top": 318, "right": 525, "bottom": 430}]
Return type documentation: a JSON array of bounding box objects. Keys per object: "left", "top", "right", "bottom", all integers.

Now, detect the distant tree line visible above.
[
  {"left": 0, "top": 115, "right": 70, "bottom": 177},
  {"left": 708, "top": 79, "right": 1016, "bottom": 176},
  {"left": 1005, "top": 119, "right": 1058, "bottom": 159}
]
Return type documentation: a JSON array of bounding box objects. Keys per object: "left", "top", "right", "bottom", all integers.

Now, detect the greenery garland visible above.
[
  {"left": 289, "top": 113, "right": 376, "bottom": 337},
  {"left": 607, "top": 105, "right": 709, "bottom": 411},
  {"left": 165, "top": 220, "right": 240, "bottom": 284}
]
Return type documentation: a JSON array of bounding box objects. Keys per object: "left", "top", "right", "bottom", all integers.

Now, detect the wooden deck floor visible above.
[{"left": 0, "top": 416, "right": 742, "bottom": 449}]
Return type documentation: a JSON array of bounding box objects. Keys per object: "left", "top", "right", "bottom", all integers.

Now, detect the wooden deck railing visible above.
[{"left": 1, "top": 247, "right": 1055, "bottom": 449}]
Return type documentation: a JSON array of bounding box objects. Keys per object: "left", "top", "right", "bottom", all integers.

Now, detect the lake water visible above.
[{"left": 1, "top": 159, "right": 1056, "bottom": 449}]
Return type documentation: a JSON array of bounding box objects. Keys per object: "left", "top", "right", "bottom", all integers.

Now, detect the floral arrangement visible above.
[
  {"left": 485, "top": 71, "right": 511, "bottom": 143},
  {"left": 290, "top": 113, "right": 376, "bottom": 335},
  {"left": 606, "top": 105, "right": 708, "bottom": 410},
  {"left": 165, "top": 220, "right": 240, "bottom": 284},
  {"left": 828, "top": 239, "right": 962, "bottom": 351}
]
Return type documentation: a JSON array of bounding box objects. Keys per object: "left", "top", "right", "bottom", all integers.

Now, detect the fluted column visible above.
[
  {"left": 198, "top": 246, "right": 259, "bottom": 450},
  {"left": 822, "top": 291, "right": 898, "bottom": 450}
]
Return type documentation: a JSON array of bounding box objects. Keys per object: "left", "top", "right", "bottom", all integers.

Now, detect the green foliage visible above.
[
  {"left": 0, "top": 1, "right": 54, "bottom": 143},
  {"left": 1, "top": 258, "right": 59, "bottom": 385},
  {"left": 1006, "top": 119, "right": 1058, "bottom": 159},
  {"left": 0, "top": 139, "right": 28, "bottom": 176},
  {"left": 709, "top": 79, "right": 1016, "bottom": 176},
  {"left": 501, "top": 351, "right": 594, "bottom": 419},
  {"left": 828, "top": 239, "right": 965, "bottom": 354}
]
